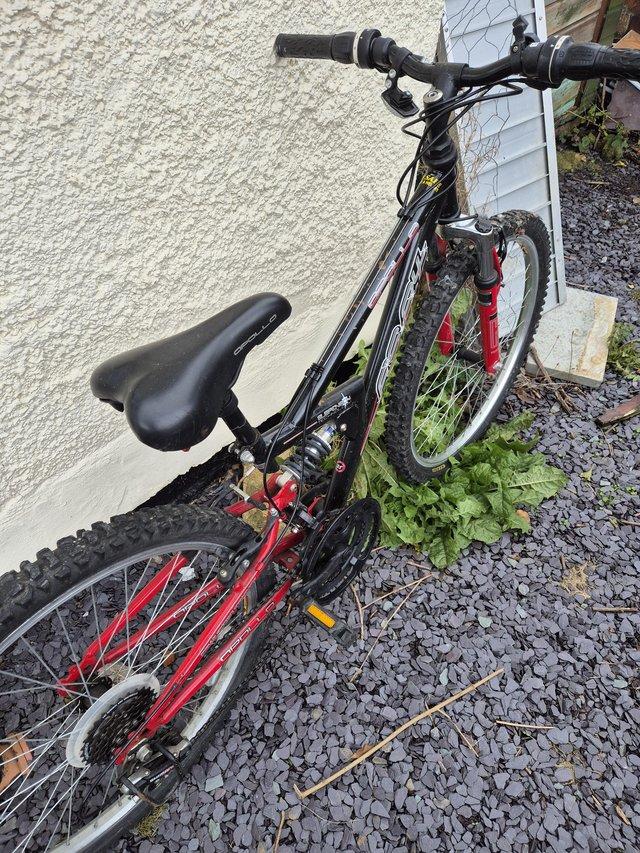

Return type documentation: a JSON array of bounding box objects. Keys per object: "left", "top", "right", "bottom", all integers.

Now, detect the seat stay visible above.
[{"left": 58, "top": 553, "right": 189, "bottom": 692}]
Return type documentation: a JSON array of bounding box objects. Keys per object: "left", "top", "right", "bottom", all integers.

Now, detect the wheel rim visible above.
[
  {"left": 0, "top": 542, "right": 253, "bottom": 852},
  {"left": 410, "top": 234, "right": 539, "bottom": 467}
]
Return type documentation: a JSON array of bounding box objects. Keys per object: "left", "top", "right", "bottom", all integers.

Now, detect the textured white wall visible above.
[{"left": 1, "top": 1, "right": 442, "bottom": 569}]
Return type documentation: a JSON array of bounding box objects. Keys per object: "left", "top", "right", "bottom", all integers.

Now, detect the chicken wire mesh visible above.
[{"left": 441, "top": 0, "right": 543, "bottom": 213}]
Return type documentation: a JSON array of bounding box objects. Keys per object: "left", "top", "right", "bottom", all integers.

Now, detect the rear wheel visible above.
[
  {"left": 385, "top": 210, "right": 550, "bottom": 483},
  {"left": 0, "top": 505, "right": 271, "bottom": 852}
]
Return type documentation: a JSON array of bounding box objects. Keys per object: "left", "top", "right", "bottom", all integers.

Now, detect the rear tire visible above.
[
  {"left": 0, "top": 505, "right": 273, "bottom": 852},
  {"left": 385, "top": 210, "right": 550, "bottom": 483}
]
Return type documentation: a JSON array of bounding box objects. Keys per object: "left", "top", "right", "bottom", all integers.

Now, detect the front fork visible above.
[
  {"left": 437, "top": 219, "right": 503, "bottom": 375},
  {"left": 476, "top": 246, "right": 503, "bottom": 375}
]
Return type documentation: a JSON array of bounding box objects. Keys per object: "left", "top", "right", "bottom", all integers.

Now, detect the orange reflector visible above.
[{"left": 306, "top": 603, "right": 336, "bottom": 628}]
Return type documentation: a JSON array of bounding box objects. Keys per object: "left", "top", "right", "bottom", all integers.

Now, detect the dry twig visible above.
[
  {"left": 440, "top": 711, "right": 479, "bottom": 755},
  {"left": 592, "top": 605, "right": 638, "bottom": 614},
  {"left": 272, "top": 810, "right": 286, "bottom": 852},
  {"left": 406, "top": 560, "right": 431, "bottom": 570},
  {"left": 615, "top": 804, "right": 631, "bottom": 826},
  {"left": 350, "top": 575, "right": 431, "bottom": 681},
  {"left": 495, "top": 719, "right": 553, "bottom": 731},
  {"left": 529, "top": 346, "right": 574, "bottom": 413},
  {"left": 294, "top": 668, "right": 503, "bottom": 799},
  {"left": 351, "top": 583, "right": 366, "bottom": 642},
  {"left": 363, "top": 573, "right": 432, "bottom": 610}
]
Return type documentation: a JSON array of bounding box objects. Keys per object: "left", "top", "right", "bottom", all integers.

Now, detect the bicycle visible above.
[{"left": 1, "top": 19, "right": 638, "bottom": 851}]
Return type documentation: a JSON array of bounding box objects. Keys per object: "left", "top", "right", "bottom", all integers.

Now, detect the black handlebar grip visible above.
[
  {"left": 274, "top": 32, "right": 356, "bottom": 64},
  {"left": 593, "top": 46, "right": 640, "bottom": 81},
  {"left": 558, "top": 41, "right": 640, "bottom": 82}
]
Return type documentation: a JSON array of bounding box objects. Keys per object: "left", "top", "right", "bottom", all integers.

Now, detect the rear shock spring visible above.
[{"left": 282, "top": 422, "right": 338, "bottom": 483}]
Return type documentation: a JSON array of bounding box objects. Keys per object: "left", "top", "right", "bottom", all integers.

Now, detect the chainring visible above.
[{"left": 298, "top": 498, "right": 381, "bottom": 604}]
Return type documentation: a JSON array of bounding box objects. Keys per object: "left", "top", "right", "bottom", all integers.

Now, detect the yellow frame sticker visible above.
[{"left": 419, "top": 173, "right": 441, "bottom": 192}]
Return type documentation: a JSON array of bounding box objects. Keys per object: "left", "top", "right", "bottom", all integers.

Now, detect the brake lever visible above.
[{"left": 381, "top": 70, "right": 419, "bottom": 118}]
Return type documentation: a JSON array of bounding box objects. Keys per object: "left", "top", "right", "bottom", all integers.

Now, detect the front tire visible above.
[{"left": 385, "top": 210, "right": 550, "bottom": 483}]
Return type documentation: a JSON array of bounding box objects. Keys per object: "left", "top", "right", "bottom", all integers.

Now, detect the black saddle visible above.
[{"left": 91, "top": 292, "right": 291, "bottom": 451}]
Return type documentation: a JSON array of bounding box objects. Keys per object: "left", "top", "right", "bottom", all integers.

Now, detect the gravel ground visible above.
[{"left": 115, "top": 155, "right": 640, "bottom": 853}]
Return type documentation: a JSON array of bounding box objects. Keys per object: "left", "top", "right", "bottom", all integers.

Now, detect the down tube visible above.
[{"left": 324, "top": 208, "right": 439, "bottom": 510}]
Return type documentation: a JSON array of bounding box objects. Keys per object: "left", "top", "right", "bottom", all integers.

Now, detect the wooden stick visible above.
[
  {"left": 351, "top": 583, "right": 366, "bottom": 642},
  {"left": 592, "top": 605, "right": 638, "bottom": 614},
  {"left": 363, "top": 573, "right": 432, "bottom": 610},
  {"left": 596, "top": 393, "right": 640, "bottom": 426},
  {"left": 495, "top": 719, "right": 553, "bottom": 731},
  {"left": 295, "top": 668, "right": 503, "bottom": 799},
  {"left": 272, "top": 810, "right": 286, "bottom": 853}
]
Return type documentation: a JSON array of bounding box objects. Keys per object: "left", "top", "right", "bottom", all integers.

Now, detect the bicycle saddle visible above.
[{"left": 91, "top": 292, "right": 291, "bottom": 451}]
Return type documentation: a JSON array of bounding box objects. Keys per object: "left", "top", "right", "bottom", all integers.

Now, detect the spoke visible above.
[
  {"left": 141, "top": 588, "right": 230, "bottom": 680},
  {"left": 0, "top": 722, "right": 73, "bottom": 772},
  {"left": 0, "top": 758, "right": 70, "bottom": 824},
  {"left": 0, "top": 668, "right": 85, "bottom": 700},
  {"left": 414, "top": 356, "right": 471, "bottom": 449},
  {"left": 15, "top": 766, "right": 69, "bottom": 853},
  {"left": 89, "top": 585, "right": 106, "bottom": 672},
  {"left": 15, "top": 763, "right": 87, "bottom": 853},
  {"left": 411, "top": 249, "right": 536, "bottom": 463},
  {"left": 0, "top": 698, "right": 80, "bottom": 762},
  {"left": 98, "top": 763, "right": 117, "bottom": 812},
  {"left": 0, "top": 684, "right": 84, "bottom": 699},
  {"left": 123, "top": 562, "right": 132, "bottom": 671},
  {"left": 444, "top": 372, "right": 486, "bottom": 442},
  {"left": 127, "top": 553, "right": 198, "bottom": 675},
  {"left": 134, "top": 567, "right": 226, "bottom": 679},
  {"left": 417, "top": 362, "right": 485, "bottom": 454},
  {"left": 158, "top": 557, "right": 219, "bottom": 658},
  {"left": 20, "top": 637, "right": 62, "bottom": 688},
  {"left": 85, "top": 557, "right": 153, "bottom": 681},
  {"left": 43, "top": 765, "right": 75, "bottom": 853},
  {"left": 127, "top": 579, "right": 180, "bottom": 675},
  {"left": 56, "top": 609, "right": 92, "bottom": 701},
  {"left": 0, "top": 708, "right": 78, "bottom": 812}
]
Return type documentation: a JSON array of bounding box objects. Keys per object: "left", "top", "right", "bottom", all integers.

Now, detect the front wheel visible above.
[{"left": 385, "top": 210, "right": 550, "bottom": 483}]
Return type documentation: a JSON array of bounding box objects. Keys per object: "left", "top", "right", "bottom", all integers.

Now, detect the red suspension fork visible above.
[{"left": 477, "top": 247, "right": 503, "bottom": 375}]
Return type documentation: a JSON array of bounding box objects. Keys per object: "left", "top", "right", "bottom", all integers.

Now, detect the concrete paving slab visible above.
[{"left": 526, "top": 286, "right": 618, "bottom": 388}]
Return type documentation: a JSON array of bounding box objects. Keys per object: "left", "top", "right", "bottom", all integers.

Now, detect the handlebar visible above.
[{"left": 274, "top": 29, "right": 640, "bottom": 91}]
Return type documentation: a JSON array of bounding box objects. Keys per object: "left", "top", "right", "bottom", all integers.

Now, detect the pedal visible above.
[{"left": 300, "top": 598, "right": 355, "bottom": 648}]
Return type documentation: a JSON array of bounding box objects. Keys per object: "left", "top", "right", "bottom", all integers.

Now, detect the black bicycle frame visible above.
[{"left": 259, "top": 98, "right": 462, "bottom": 510}]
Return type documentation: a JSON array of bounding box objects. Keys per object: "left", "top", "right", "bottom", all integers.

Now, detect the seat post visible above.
[{"left": 220, "top": 392, "right": 269, "bottom": 465}]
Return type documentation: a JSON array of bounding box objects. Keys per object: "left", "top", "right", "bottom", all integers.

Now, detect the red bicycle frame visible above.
[{"left": 59, "top": 475, "right": 305, "bottom": 763}]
